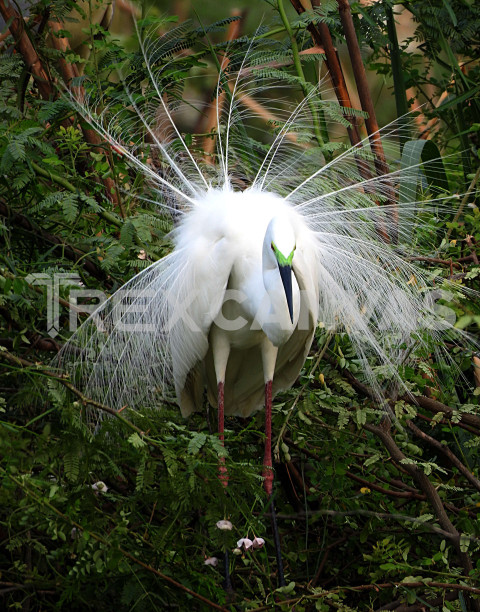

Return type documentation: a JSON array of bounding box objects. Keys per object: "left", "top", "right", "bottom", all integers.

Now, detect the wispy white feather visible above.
[{"left": 57, "top": 29, "right": 474, "bottom": 419}]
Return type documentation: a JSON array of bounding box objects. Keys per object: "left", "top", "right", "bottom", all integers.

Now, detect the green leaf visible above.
[
  {"left": 128, "top": 433, "right": 146, "bottom": 448},
  {"left": 187, "top": 432, "right": 207, "bottom": 455}
]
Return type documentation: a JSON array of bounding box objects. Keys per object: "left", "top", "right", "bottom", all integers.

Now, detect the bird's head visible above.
[{"left": 264, "top": 216, "right": 296, "bottom": 324}]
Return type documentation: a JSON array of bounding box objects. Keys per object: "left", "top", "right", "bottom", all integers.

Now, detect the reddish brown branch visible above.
[
  {"left": 47, "top": 21, "right": 122, "bottom": 212},
  {"left": 416, "top": 411, "right": 480, "bottom": 437},
  {"left": 407, "top": 256, "right": 462, "bottom": 269},
  {"left": 309, "top": 536, "right": 348, "bottom": 588},
  {"left": 0, "top": 199, "right": 110, "bottom": 283},
  {"left": 401, "top": 393, "right": 480, "bottom": 431},
  {"left": 380, "top": 591, "right": 458, "bottom": 612},
  {"left": 336, "top": 0, "right": 397, "bottom": 234},
  {"left": 0, "top": 0, "right": 53, "bottom": 99},
  {"left": 290, "top": 0, "right": 362, "bottom": 147},
  {"left": 249, "top": 582, "right": 480, "bottom": 612},
  {"left": 334, "top": 360, "right": 480, "bottom": 433},
  {"left": 406, "top": 420, "right": 480, "bottom": 493},
  {"left": 364, "top": 419, "right": 479, "bottom": 611},
  {"left": 466, "top": 236, "right": 480, "bottom": 266},
  {"left": 345, "top": 470, "right": 426, "bottom": 500}
]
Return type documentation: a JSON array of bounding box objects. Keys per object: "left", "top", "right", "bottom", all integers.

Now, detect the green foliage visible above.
[
  {"left": 0, "top": 1, "right": 479, "bottom": 610},
  {"left": 353, "top": 0, "right": 480, "bottom": 174}
]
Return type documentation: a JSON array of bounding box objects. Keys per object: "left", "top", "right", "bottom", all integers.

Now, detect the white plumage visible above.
[
  {"left": 175, "top": 187, "right": 318, "bottom": 418},
  {"left": 60, "top": 25, "right": 463, "bottom": 446}
]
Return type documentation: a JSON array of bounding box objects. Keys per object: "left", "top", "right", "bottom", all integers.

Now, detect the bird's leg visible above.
[
  {"left": 211, "top": 327, "right": 231, "bottom": 489},
  {"left": 270, "top": 497, "right": 286, "bottom": 587},
  {"left": 223, "top": 550, "right": 232, "bottom": 593},
  {"left": 261, "top": 340, "right": 285, "bottom": 586},
  {"left": 211, "top": 327, "right": 232, "bottom": 591},
  {"left": 261, "top": 339, "right": 278, "bottom": 496},
  {"left": 263, "top": 380, "right": 286, "bottom": 586},
  {"left": 217, "top": 380, "right": 228, "bottom": 488},
  {"left": 262, "top": 379, "right": 274, "bottom": 497}
]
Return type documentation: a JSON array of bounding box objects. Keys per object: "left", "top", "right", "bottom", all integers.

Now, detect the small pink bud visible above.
[
  {"left": 204, "top": 557, "right": 218, "bottom": 567},
  {"left": 216, "top": 519, "right": 233, "bottom": 531},
  {"left": 252, "top": 537, "right": 265, "bottom": 549},
  {"left": 91, "top": 481, "right": 108, "bottom": 494},
  {"left": 237, "top": 538, "right": 253, "bottom": 550}
]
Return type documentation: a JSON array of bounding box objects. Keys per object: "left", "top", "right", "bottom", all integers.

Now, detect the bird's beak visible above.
[{"left": 278, "top": 264, "right": 294, "bottom": 323}]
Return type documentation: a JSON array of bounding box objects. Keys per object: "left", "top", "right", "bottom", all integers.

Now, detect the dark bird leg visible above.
[
  {"left": 263, "top": 379, "right": 286, "bottom": 587},
  {"left": 270, "top": 497, "right": 286, "bottom": 587},
  {"left": 262, "top": 380, "right": 274, "bottom": 497},
  {"left": 217, "top": 380, "right": 232, "bottom": 592},
  {"left": 222, "top": 550, "right": 232, "bottom": 593}
]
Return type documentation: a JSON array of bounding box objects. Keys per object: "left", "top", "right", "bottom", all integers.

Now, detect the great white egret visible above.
[
  {"left": 174, "top": 188, "right": 319, "bottom": 496},
  {"left": 59, "top": 23, "right": 466, "bottom": 587}
]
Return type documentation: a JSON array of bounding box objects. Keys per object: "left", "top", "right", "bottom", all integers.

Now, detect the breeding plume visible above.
[{"left": 61, "top": 26, "right": 458, "bottom": 502}]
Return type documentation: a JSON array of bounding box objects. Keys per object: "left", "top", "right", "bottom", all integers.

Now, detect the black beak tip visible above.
[
  {"left": 286, "top": 297, "right": 294, "bottom": 324},
  {"left": 279, "top": 264, "right": 294, "bottom": 324}
]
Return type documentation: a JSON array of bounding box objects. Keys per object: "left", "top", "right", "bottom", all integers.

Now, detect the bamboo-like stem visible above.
[
  {"left": 336, "top": 0, "right": 398, "bottom": 237},
  {"left": 290, "top": 0, "right": 363, "bottom": 147},
  {"left": 336, "top": 0, "right": 387, "bottom": 167},
  {"left": 47, "top": 20, "right": 124, "bottom": 215},
  {"left": 289, "top": 0, "right": 393, "bottom": 241},
  {"left": 277, "top": 0, "right": 324, "bottom": 147},
  {"left": 385, "top": 6, "right": 408, "bottom": 119},
  {"left": 0, "top": 0, "right": 53, "bottom": 100}
]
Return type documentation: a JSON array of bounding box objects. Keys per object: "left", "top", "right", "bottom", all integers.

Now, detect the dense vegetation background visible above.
[{"left": 0, "top": 0, "right": 479, "bottom": 610}]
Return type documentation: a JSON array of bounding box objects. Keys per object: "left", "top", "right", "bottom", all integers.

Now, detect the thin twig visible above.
[
  {"left": 0, "top": 348, "right": 162, "bottom": 449},
  {"left": 274, "top": 332, "right": 333, "bottom": 461},
  {"left": 248, "top": 581, "right": 480, "bottom": 612},
  {"left": 446, "top": 165, "right": 480, "bottom": 239},
  {"left": 1, "top": 469, "right": 228, "bottom": 612},
  {"left": 406, "top": 420, "right": 480, "bottom": 492},
  {"left": 364, "top": 420, "right": 479, "bottom": 611},
  {"left": 0, "top": 198, "right": 112, "bottom": 284}
]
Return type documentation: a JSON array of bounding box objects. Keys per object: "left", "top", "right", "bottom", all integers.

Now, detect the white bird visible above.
[
  {"left": 61, "top": 26, "right": 462, "bottom": 503},
  {"left": 172, "top": 187, "right": 319, "bottom": 493}
]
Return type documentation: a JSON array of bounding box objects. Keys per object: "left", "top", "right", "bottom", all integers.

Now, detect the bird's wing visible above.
[
  {"left": 170, "top": 233, "right": 235, "bottom": 417},
  {"left": 57, "top": 232, "right": 234, "bottom": 417}
]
